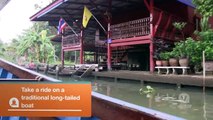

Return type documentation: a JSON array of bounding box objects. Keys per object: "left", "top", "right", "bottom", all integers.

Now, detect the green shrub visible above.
[{"left": 159, "top": 52, "right": 170, "bottom": 60}]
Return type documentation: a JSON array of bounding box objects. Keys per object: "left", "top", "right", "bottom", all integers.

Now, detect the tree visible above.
[
  {"left": 17, "top": 22, "right": 55, "bottom": 63},
  {"left": 193, "top": 0, "right": 213, "bottom": 31},
  {"left": 0, "top": 0, "right": 58, "bottom": 64},
  {"left": 40, "top": 30, "right": 55, "bottom": 63},
  {"left": 0, "top": 39, "right": 5, "bottom": 56}
]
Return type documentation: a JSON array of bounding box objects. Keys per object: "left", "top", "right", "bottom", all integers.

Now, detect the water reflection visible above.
[
  {"left": 202, "top": 90, "right": 213, "bottom": 120},
  {"left": 45, "top": 75, "right": 213, "bottom": 120},
  {"left": 154, "top": 93, "right": 192, "bottom": 111},
  {"left": 89, "top": 78, "right": 213, "bottom": 120}
]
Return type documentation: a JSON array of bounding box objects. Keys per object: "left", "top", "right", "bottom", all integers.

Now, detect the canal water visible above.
[{"left": 50, "top": 75, "right": 213, "bottom": 120}]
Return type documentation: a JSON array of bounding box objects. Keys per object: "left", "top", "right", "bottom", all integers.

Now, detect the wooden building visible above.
[{"left": 30, "top": 0, "right": 199, "bottom": 72}]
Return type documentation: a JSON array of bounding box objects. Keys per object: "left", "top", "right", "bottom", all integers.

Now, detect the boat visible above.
[
  {"left": 47, "top": 65, "right": 75, "bottom": 76},
  {"left": 0, "top": 58, "right": 185, "bottom": 120},
  {"left": 36, "top": 63, "right": 52, "bottom": 72},
  {"left": 35, "top": 64, "right": 74, "bottom": 76}
]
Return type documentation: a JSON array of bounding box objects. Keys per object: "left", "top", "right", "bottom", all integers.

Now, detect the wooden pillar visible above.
[
  {"left": 94, "top": 52, "right": 98, "bottom": 64},
  {"left": 61, "top": 32, "right": 64, "bottom": 67},
  {"left": 61, "top": 50, "right": 64, "bottom": 67},
  {"left": 95, "top": 29, "right": 99, "bottom": 64},
  {"left": 107, "top": 22, "right": 112, "bottom": 70},
  {"left": 107, "top": 0, "right": 112, "bottom": 71},
  {"left": 80, "top": 28, "right": 84, "bottom": 64},
  {"left": 149, "top": 0, "right": 154, "bottom": 73},
  {"left": 149, "top": 43, "right": 154, "bottom": 72}
]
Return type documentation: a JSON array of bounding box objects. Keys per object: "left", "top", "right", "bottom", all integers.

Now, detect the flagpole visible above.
[
  {"left": 92, "top": 14, "right": 107, "bottom": 33},
  {"left": 60, "top": 17, "right": 78, "bottom": 37},
  {"left": 66, "top": 23, "right": 79, "bottom": 37}
]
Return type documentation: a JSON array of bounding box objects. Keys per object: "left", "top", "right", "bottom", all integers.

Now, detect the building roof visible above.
[
  {"left": 30, "top": 0, "right": 195, "bottom": 43},
  {"left": 0, "top": 0, "right": 10, "bottom": 11},
  {"left": 30, "top": 0, "right": 195, "bottom": 25}
]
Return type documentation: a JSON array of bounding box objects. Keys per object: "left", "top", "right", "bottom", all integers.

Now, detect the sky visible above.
[{"left": 0, "top": 0, "right": 51, "bottom": 43}]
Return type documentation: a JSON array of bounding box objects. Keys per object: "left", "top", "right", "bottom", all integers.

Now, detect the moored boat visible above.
[{"left": 48, "top": 66, "right": 75, "bottom": 76}]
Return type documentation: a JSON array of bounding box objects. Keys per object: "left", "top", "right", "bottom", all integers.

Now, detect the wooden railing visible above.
[
  {"left": 62, "top": 34, "right": 80, "bottom": 47},
  {"left": 111, "top": 17, "right": 150, "bottom": 40}
]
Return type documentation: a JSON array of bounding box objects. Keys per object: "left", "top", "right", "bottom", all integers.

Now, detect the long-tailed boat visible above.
[{"left": 0, "top": 58, "right": 185, "bottom": 120}]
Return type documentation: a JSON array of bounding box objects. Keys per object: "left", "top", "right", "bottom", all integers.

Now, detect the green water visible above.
[{"left": 50, "top": 75, "right": 213, "bottom": 120}]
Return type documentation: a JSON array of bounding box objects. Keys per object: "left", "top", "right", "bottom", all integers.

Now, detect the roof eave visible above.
[
  {"left": 30, "top": 0, "right": 65, "bottom": 21},
  {"left": 30, "top": 0, "right": 195, "bottom": 22}
]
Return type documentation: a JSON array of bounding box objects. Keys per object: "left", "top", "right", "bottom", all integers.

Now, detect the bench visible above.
[{"left": 155, "top": 66, "right": 190, "bottom": 75}]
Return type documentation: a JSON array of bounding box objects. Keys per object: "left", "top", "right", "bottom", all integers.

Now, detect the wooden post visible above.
[
  {"left": 107, "top": 0, "right": 112, "bottom": 71},
  {"left": 203, "top": 51, "right": 206, "bottom": 91},
  {"left": 74, "top": 51, "right": 77, "bottom": 64},
  {"left": 61, "top": 34, "right": 64, "bottom": 67},
  {"left": 61, "top": 50, "right": 64, "bottom": 67},
  {"left": 149, "top": 0, "right": 154, "bottom": 73},
  {"left": 107, "top": 22, "right": 112, "bottom": 70},
  {"left": 149, "top": 43, "right": 154, "bottom": 72},
  {"left": 56, "top": 65, "right": 59, "bottom": 80},
  {"left": 94, "top": 52, "right": 98, "bottom": 64},
  {"left": 80, "top": 28, "right": 84, "bottom": 64},
  {"left": 44, "top": 64, "right": 49, "bottom": 75}
]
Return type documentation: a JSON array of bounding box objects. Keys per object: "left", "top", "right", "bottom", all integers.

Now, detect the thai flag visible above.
[{"left": 58, "top": 18, "right": 66, "bottom": 34}]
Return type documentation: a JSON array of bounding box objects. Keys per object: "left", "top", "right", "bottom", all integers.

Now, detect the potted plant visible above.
[
  {"left": 155, "top": 59, "right": 162, "bottom": 66},
  {"left": 154, "top": 38, "right": 171, "bottom": 66},
  {"left": 153, "top": 49, "right": 162, "bottom": 66},
  {"left": 176, "top": 41, "right": 191, "bottom": 67},
  {"left": 159, "top": 52, "right": 170, "bottom": 66},
  {"left": 172, "top": 22, "right": 189, "bottom": 67}
]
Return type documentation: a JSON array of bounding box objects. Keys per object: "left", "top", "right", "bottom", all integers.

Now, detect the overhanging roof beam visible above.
[
  {"left": 113, "top": 0, "right": 143, "bottom": 4},
  {"left": 64, "top": 1, "right": 113, "bottom": 9},
  {"left": 56, "top": 7, "right": 82, "bottom": 11},
  {"left": 64, "top": 9, "right": 81, "bottom": 30},
  {"left": 144, "top": 0, "right": 150, "bottom": 11},
  {"left": 48, "top": 19, "right": 98, "bottom": 26},
  {"left": 47, "top": 12, "right": 70, "bottom": 15},
  {"left": 88, "top": 0, "right": 109, "bottom": 24}
]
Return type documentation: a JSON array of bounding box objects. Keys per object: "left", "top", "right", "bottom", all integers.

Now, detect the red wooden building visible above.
[{"left": 30, "top": 0, "right": 198, "bottom": 72}]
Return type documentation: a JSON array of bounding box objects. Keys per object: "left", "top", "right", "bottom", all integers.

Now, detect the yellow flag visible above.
[{"left": 82, "top": 6, "right": 92, "bottom": 28}]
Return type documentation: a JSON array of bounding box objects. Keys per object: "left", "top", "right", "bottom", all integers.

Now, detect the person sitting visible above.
[{"left": 28, "top": 61, "right": 35, "bottom": 70}]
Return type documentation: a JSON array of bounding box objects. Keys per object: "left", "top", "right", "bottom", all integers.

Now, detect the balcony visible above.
[
  {"left": 110, "top": 8, "right": 195, "bottom": 42},
  {"left": 111, "top": 17, "right": 150, "bottom": 40},
  {"left": 62, "top": 34, "right": 80, "bottom": 48}
]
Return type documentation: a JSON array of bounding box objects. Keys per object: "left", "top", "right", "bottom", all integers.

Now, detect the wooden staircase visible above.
[{"left": 72, "top": 64, "right": 96, "bottom": 79}]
